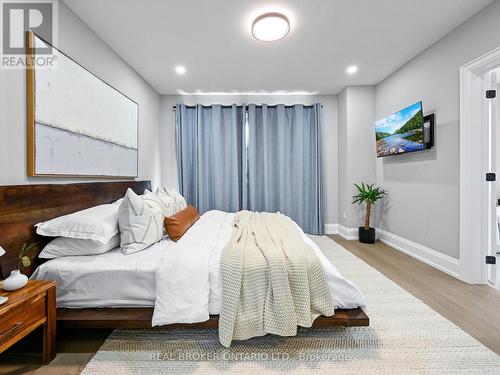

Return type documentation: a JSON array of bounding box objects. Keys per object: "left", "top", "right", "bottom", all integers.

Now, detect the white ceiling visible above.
[{"left": 63, "top": 0, "right": 493, "bottom": 95}]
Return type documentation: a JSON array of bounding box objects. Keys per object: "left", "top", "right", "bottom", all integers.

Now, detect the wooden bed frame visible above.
[{"left": 0, "top": 181, "right": 369, "bottom": 329}]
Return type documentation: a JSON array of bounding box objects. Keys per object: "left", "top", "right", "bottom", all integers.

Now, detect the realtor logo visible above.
[{"left": 1, "top": 0, "right": 58, "bottom": 68}]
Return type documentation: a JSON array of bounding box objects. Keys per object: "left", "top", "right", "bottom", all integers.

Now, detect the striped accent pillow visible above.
[{"left": 118, "top": 188, "right": 163, "bottom": 255}]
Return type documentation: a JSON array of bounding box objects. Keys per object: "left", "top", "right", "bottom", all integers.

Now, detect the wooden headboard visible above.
[{"left": 0, "top": 180, "right": 151, "bottom": 278}]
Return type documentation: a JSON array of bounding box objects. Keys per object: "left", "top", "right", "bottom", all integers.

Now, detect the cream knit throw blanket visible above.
[{"left": 219, "top": 211, "right": 335, "bottom": 347}]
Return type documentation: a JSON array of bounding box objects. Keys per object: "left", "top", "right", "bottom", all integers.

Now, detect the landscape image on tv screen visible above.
[{"left": 375, "top": 102, "right": 425, "bottom": 157}]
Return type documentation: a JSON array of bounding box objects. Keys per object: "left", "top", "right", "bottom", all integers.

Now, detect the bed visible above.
[
  {"left": 31, "top": 245, "right": 165, "bottom": 308},
  {"left": 0, "top": 181, "right": 369, "bottom": 330},
  {"left": 31, "top": 212, "right": 366, "bottom": 312}
]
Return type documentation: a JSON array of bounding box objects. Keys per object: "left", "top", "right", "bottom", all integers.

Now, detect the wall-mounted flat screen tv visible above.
[{"left": 375, "top": 101, "right": 425, "bottom": 157}]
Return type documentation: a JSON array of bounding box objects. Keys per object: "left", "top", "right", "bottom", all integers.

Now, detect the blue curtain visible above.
[
  {"left": 176, "top": 103, "right": 325, "bottom": 235},
  {"left": 176, "top": 104, "right": 244, "bottom": 213},
  {"left": 243, "top": 104, "right": 325, "bottom": 235}
]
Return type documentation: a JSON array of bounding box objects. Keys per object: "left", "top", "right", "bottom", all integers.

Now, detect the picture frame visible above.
[{"left": 26, "top": 31, "right": 139, "bottom": 178}]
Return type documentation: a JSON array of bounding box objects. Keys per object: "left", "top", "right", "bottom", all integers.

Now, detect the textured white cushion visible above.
[
  {"left": 36, "top": 202, "right": 121, "bottom": 244},
  {"left": 118, "top": 188, "right": 163, "bottom": 255},
  {"left": 158, "top": 187, "right": 187, "bottom": 213},
  {"left": 39, "top": 234, "right": 120, "bottom": 259},
  {"left": 144, "top": 189, "right": 175, "bottom": 217}
]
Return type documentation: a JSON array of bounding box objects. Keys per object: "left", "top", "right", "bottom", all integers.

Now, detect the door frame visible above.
[{"left": 459, "top": 47, "right": 500, "bottom": 284}]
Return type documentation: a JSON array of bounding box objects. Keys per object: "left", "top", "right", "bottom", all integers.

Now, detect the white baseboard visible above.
[
  {"left": 324, "top": 223, "right": 338, "bottom": 235},
  {"left": 324, "top": 223, "right": 358, "bottom": 240},
  {"left": 324, "top": 223, "right": 462, "bottom": 280},
  {"left": 337, "top": 225, "right": 358, "bottom": 240},
  {"left": 376, "top": 229, "right": 462, "bottom": 280}
]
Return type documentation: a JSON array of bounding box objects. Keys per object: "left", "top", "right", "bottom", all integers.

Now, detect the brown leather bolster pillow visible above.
[{"left": 164, "top": 205, "right": 200, "bottom": 242}]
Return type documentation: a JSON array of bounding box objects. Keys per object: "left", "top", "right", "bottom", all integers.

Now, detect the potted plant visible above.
[{"left": 352, "top": 183, "right": 387, "bottom": 244}]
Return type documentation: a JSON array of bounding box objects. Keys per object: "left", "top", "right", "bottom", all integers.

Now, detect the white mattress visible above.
[
  {"left": 31, "top": 239, "right": 170, "bottom": 308},
  {"left": 32, "top": 211, "right": 366, "bottom": 312}
]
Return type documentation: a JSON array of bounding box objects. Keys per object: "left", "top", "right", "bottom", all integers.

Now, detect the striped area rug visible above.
[{"left": 82, "top": 236, "right": 500, "bottom": 374}]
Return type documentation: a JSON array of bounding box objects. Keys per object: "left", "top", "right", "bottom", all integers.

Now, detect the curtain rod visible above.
[{"left": 172, "top": 104, "right": 322, "bottom": 109}]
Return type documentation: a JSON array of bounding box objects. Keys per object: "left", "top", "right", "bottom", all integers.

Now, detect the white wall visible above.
[
  {"left": 0, "top": 1, "right": 161, "bottom": 188},
  {"left": 160, "top": 94, "right": 339, "bottom": 224},
  {"left": 375, "top": 0, "right": 500, "bottom": 259},
  {"left": 338, "top": 86, "right": 377, "bottom": 228},
  {"left": 337, "top": 89, "right": 348, "bottom": 227}
]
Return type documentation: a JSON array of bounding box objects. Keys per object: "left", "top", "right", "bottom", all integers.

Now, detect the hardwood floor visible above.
[
  {"left": 329, "top": 235, "right": 500, "bottom": 355},
  {"left": 1, "top": 236, "right": 499, "bottom": 373},
  {"left": 0, "top": 328, "right": 110, "bottom": 374}
]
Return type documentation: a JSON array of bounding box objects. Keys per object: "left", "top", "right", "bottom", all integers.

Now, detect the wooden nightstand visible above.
[{"left": 0, "top": 280, "right": 56, "bottom": 364}]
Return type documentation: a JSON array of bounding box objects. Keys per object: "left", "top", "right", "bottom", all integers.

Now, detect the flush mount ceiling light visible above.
[
  {"left": 252, "top": 12, "right": 290, "bottom": 42},
  {"left": 175, "top": 65, "right": 186, "bottom": 75},
  {"left": 346, "top": 65, "right": 358, "bottom": 74}
]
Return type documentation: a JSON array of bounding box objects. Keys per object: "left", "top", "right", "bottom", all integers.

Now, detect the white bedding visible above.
[
  {"left": 152, "top": 210, "right": 366, "bottom": 325},
  {"left": 31, "top": 240, "right": 170, "bottom": 308},
  {"left": 32, "top": 210, "right": 366, "bottom": 319}
]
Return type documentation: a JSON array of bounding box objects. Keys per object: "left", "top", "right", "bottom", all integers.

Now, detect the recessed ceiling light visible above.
[
  {"left": 346, "top": 65, "right": 358, "bottom": 75},
  {"left": 252, "top": 12, "right": 290, "bottom": 42},
  {"left": 175, "top": 65, "right": 186, "bottom": 75}
]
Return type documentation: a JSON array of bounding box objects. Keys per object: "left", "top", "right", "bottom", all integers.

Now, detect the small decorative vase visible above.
[{"left": 2, "top": 270, "right": 28, "bottom": 291}]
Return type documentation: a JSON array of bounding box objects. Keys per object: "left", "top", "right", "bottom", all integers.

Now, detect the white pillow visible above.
[
  {"left": 118, "top": 188, "right": 163, "bottom": 255},
  {"left": 36, "top": 201, "right": 120, "bottom": 244},
  {"left": 158, "top": 187, "right": 187, "bottom": 213},
  {"left": 143, "top": 189, "right": 175, "bottom": 217},
  {"left": 39, "top": 234, "right": 120, "bottom": 259}
]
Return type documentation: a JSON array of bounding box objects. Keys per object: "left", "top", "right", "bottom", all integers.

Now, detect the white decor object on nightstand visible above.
[
  {"left": 0, "top": 246, "right": 7, "bottom": 305},
  {"left": 2, "top": 270, "right": 29, "bottom": 291}
]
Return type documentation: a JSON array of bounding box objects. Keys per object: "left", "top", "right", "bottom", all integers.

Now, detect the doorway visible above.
[
  {"left": 485, "top": 67, "right": 499, "bottom": 289},
  {"left": 460, "top": 48, "right": 500, "bottom": 287}
]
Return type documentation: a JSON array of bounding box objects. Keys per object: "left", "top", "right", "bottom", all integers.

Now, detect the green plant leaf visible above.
[
  {"left": 17, "top": 242, "right": 38, "bottom": 269},
  {"left": 352, "top": 182, "right": 387, "bottom": 205},
  {"left": 21, "top": 256, "right": 31, "bottom": 267}
]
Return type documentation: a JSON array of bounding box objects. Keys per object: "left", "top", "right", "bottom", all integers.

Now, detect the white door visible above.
[{"left": 483, "top": 69, "right": 497, "bottom": 287}]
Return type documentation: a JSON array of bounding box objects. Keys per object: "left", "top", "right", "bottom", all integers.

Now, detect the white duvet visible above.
[
  {"left": 31, "top": 241, "right": 167, "bottom": 308},
  {"left": 152, "top": 210, "right": 366, "bottom": 326},
  {"left": 32, "top": 210, "right": 366, "bottom": 323}
]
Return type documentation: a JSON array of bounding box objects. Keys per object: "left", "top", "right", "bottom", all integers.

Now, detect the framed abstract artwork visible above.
[{"left": 26, "top": 31, "right": 138, "bottom": 178}]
